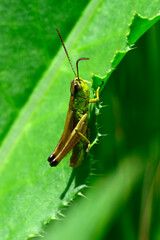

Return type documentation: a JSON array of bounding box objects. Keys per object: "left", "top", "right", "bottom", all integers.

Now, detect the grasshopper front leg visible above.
[{"left": 89, "top": 81, "right": 104, "bottom": 103}]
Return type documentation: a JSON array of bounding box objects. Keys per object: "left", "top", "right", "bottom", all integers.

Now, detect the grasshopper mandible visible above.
[{"left": 48, "top": 28, "right": 102, "bottom": 167}]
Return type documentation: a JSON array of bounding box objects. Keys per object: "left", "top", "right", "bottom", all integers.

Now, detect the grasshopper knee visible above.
[
  {"left": 50, "top": 160, "right": 58, "bottom": 167},
  {"left": 48, "top": 153, "right": 56, "bottom": 162},
  {"left": 48, "top": 153, "right": 59, "bottom": 167}
]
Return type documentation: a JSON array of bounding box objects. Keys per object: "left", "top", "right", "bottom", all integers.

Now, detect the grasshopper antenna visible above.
[
  {"left": 56, "top": 28, "right": 76, "bottom": 77},
  {"left": 76, "top": 58, "right": 90, "bottom": 80}
]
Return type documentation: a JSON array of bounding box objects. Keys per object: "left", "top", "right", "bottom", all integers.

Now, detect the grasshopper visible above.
[{"left": 48, "top": 28, "right": 102, "bottom": 167}]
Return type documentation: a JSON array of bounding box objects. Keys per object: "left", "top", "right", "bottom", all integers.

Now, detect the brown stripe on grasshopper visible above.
[{"left": 47, "top": 29, "right": 103, "bottom": 167}]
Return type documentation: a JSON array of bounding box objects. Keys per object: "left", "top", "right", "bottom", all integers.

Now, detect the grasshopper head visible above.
[
  {"left": 70, "top": 78, "right": 90, "bottom": 99},
  {"left": 70, "top": 78, "right": 82, "bottom": 94}
]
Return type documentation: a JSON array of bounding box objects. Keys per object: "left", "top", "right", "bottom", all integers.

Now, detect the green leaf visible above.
[{"left": 0, "top": 0, "right": 159, "bottom": 239}]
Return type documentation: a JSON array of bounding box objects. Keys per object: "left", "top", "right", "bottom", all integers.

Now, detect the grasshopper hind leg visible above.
[{"left": 48, "top": 114, "right": 89, "bottom": 167}]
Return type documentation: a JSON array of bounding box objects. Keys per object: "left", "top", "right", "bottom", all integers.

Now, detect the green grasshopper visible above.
[{"left": 48, "top": 28, "right": 103, "bottom": 167}]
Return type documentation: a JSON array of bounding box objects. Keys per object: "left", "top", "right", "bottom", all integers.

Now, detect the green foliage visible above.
[{"left": 0, "top": 0, "right": 159, "bottom": 239}]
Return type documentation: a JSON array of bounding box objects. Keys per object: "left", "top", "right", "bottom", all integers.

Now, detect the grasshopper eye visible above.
[
  {"left": 70, "top": 80, "right": 81, "bottom": 94},
  {"left": 74, "top": 82, "right": 82, "bottom": 93}
]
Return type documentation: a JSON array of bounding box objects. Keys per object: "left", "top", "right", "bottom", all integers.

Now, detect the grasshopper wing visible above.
[{"left": 48, "top": 106, "right": 74, "bottom": 163}]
